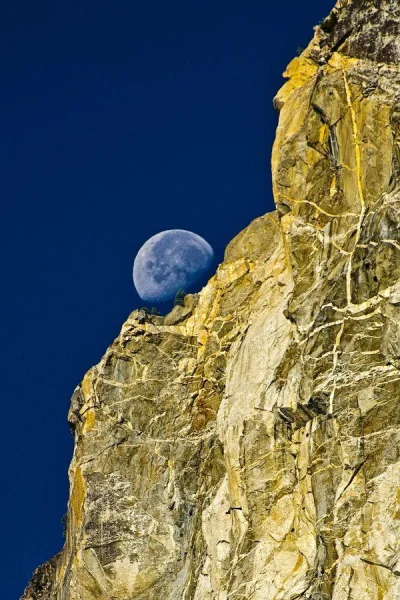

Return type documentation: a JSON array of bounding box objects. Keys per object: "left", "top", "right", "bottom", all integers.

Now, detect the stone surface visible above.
[
  {"left": 22, "top": 1, "right": 400, "bottom": 598},
  {"left": 22, "top": 553, "right": 60, "bottom": 600}
]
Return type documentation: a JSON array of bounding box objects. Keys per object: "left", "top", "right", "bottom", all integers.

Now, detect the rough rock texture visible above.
[
  {"left": 22, "top": 0, "right": 400, "bottom": 598},
  {"left": 22, "top": 553, "right": 60, "bottom": 600}
]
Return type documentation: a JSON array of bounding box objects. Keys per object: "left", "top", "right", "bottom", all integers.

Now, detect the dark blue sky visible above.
[{"left": 1, "top": 1, "right": 333, "bottom": 597}]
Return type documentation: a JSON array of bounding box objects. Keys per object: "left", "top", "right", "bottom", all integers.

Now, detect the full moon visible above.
[{"left": 133, "top": 229, "right": 214, "bottom": 303}]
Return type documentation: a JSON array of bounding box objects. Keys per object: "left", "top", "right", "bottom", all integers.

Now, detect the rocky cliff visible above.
[{"left": 22, "top": 0, "right": 400, "bottom": 598}]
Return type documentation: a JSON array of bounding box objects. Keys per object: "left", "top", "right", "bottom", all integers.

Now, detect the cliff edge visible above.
[{"left": 22, "top": 0, "right": 400, "bottom": 598}]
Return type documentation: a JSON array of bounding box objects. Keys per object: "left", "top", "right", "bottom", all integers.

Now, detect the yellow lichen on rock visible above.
[
  {"left": 82, "top": 408, "right": 96, "bottom": 434},
  {"left": 70, "top": 467, "right": 85, "bottom": 527}
]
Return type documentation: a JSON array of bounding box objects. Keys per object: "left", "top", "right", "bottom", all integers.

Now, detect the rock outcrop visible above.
[{"left": 22, "top": 0, "right": 400, "bottom": 598}]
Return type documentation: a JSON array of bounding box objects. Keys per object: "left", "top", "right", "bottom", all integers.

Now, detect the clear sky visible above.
[{"left": 2, "top": 0, "right": 334, "bottom": 597}]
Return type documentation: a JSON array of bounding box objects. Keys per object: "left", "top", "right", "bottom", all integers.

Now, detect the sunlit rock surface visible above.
[{"left": 22, "top": 1, "right": 400, "bottom": 598}]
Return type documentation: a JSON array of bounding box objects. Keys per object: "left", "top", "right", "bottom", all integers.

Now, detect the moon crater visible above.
[{"left": 133, "top": 229, "right": 214, "bottom": 303}]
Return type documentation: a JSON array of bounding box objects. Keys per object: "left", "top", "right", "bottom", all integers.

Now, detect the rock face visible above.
[{"left": 22, "top": 1, "right": 400, "bottom": 598}]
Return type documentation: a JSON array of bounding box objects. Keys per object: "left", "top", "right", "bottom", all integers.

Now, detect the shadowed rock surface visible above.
[{"left": 22, "top": 0, "right": 400, "bottom": 597}]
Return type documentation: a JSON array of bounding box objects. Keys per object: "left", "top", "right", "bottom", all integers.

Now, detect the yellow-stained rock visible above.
[{"left": 22, "top": 1, "right": 400, "bottom": 599}]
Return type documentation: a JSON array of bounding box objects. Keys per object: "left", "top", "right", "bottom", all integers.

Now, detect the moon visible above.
[{"left": 133, "top": 229, "right": 214, "bottom": 303}]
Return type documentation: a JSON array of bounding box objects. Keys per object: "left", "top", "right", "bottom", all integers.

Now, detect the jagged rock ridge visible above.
[{"left": 22, "top": 0, "right": 400, "bottom": 598}]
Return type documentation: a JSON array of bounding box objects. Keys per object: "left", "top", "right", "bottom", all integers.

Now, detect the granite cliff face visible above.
[{"left": 22, "top": 1, "right": 400, "bottom": 598}]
